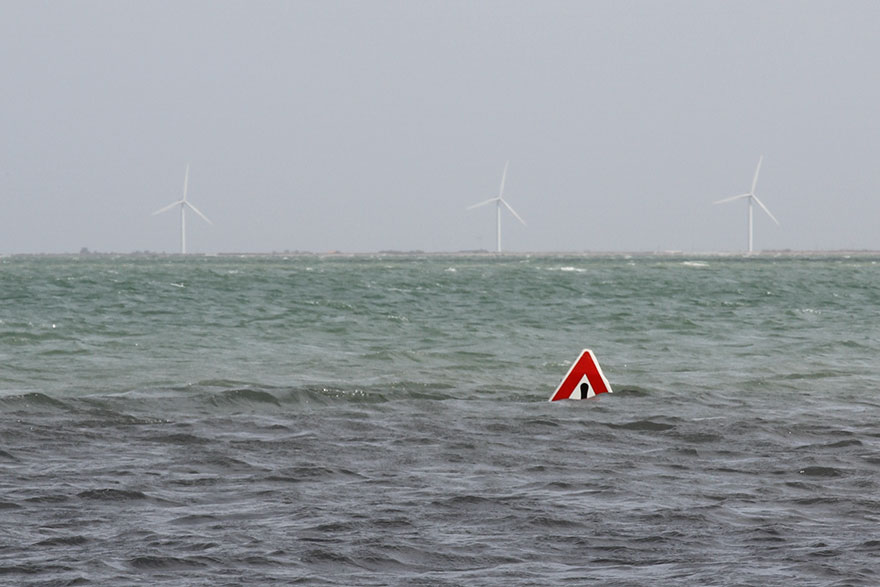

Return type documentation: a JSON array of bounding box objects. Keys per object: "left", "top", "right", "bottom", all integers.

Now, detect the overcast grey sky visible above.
[{"left": 2, "top": 0, "right": 879, "bottom": 254}]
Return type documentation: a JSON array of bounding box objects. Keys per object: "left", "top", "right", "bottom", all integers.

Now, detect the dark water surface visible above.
[{"left": 1, "top": 254, "right": 879, "bottom": 585}]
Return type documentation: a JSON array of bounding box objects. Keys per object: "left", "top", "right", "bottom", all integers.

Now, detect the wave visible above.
[
  {"left": 607, "top": 419, "right": 677, "bottom": 432},
  {"left": 77, "top": 488, "right": 150, "bottom": 501},
  {"left": 33, "top": 535, "right": 89, "bottom": 547},
  {"left": 0, "top": 391, "right": 72, "bottom": 411},
  {"left": 797, "top": 466, "right": 844, "bottom": 478},
  {"left": 0, "top": 380, "right": 472, "bottom": 421},
  {"left": 207, "top": 388, "right": 282, "bottom": 408},
  {"left": 128, "top": 555, "right": 213, "bottom": 571}
]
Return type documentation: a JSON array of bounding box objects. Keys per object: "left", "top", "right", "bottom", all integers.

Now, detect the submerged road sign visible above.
[{"left": 549, "top": 349, "right": 612, "bottom": 401}]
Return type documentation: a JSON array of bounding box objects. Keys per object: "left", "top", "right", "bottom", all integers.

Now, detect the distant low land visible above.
[{"left": 3, "top": 249, "right": 880, "bottom": 259}]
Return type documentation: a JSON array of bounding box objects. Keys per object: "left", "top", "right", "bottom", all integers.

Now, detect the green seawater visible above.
[{"left": 2, "top": 254, "right": 878, "bottom": 405}]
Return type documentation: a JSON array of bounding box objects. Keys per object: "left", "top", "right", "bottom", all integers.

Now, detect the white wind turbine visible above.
[
  {"left": 467, "top": 161, "right": 526, "bottom": 252},
  {"left": 714, "top": 155, "right": 780, "bottom": 253},
  {"left": 152, "top": 164, "right": 212, "bottom": 254}
]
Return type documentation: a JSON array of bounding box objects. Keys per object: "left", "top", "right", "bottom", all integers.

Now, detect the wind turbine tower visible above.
[
  {"left": 467, "top": 161, "right": 526, "bottom": 252},
  {"left": 714, "top": 155, "right": 780, "bottom": 253},
  {"left": 152, "top": 164, "right": 212, "bottom": 254}
]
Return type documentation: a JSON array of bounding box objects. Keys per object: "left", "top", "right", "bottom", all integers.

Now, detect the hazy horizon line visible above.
[{"left": 4, "top": 249, "right": 880, "bottom": 259}]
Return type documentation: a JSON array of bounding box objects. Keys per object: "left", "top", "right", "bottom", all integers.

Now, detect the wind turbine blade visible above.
[
  {"left": 184, "top": 201, "right": 213, "bottom": 224},
  {"left": 152, "top": 200, "right": 183, "bottom": 215},
  {"left": 713, "top": 193, "right": 751, "bottom": 205},
  {"left": 501, "top": 198, "right": 526, "bottom": 226},
  {"left": 498, "top": 160, "right": 509, "bottom": 197},
  {"left": 750, "top": 155, "right": 763, "bottom": 194},
  {"left": 183, "top": 163, "right": 190, "bottom": 201},
  {"left": 467, "top": 197, "right": 498, "bottom": 210},
  {"left": 751, "top": 195, "right": 780, "bottom": 225}
]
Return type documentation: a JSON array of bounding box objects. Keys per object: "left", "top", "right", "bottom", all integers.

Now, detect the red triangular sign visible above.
[{"left": 549, "top": 349, "right": 612, "bottom": 401}]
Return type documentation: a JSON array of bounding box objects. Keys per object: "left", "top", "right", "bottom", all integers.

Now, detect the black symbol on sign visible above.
[{"left": 580, "top": 382, "right": 590, "bottom": 398}]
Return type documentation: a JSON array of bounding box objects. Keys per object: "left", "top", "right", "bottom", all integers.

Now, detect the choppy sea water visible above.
[{"left": 1, "top": 254, "right": 879, "bottom": 586}]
